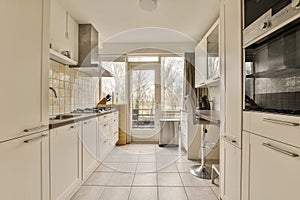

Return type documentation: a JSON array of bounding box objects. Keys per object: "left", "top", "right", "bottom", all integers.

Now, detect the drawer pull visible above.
[
  {"left": 24, "top": 134, "right": 47, "bottom": 143},
  {"left": 222, "top": 135, "right": 236, "bottom": 144},
  {"left": 24, "top": 125, "right": 48, "bottom": 133},
  {"left": 263, "top": 118, "right": 299, "bottom": 127},
  {"left": 262, "top": 143, "right": 299, "bottom": 158},
  {"left": 103, "top": 123, "right": 108, "bottom": 127}
]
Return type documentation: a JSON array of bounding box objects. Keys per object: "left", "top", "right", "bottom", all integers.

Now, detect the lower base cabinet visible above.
[
  {"left": 242, "top": 131, "right": 300, "bottom": 200},
  {"left": 220, "top": 138, "right": 241, "bottom": 200},
  {"left": 50, "top": 125, "right": 82, "bottom": 200},
  {"left": 0, "top": 131, "right": 49, "bottom": 200},
  {"left": 82, "top": 118, "right": 99, "bottom": 181}
]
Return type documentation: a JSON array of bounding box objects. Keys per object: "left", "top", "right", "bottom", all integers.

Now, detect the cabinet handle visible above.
[
  {"left": 222, "top": 135, "right": 236, "bottom": 144},
  {"left": 262, "top": 143, "right": 299, "bottom": 158},
  {"left": 263, "top": 118, "right": 299, "bottom": 127},
  {"left": 103, "top": 123, "right": 108, "bottom": 127},
  {"left": 84, "top": 120, "right": 91, "bottom": 125},
  {"left": 24, "top": 134, "right": 48, "bottom": 143},
  {"left": 24, "top": 125, "right": 48, "bottom": 133}
]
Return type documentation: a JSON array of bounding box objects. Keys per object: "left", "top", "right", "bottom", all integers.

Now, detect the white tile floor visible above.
[{"left": 71, "top": 144, "right": 219, "bottom": 200}]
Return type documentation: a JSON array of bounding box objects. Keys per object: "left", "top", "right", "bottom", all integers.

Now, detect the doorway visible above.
[{"left": 129, "top": 62, "right": 161, "bottom": 142}]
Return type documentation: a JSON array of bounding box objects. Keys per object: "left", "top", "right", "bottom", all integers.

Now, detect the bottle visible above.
[{"left": 116, "top": 93, "right": 119, "bottom": 104}]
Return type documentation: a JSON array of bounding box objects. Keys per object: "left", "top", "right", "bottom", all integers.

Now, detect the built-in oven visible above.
[
  {"left": 243, "top": 1, "right": 300, "bottom": 115},
  {"left": 244, "top": 0, "right": 291, "bottom": 28}
]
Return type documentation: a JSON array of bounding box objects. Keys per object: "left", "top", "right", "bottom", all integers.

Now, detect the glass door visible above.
[{"left": 129, "top": 62, "right": 161, "bottom": 142}]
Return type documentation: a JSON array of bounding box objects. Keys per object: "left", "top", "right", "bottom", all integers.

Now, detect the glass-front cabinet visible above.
[
  {"left": 195, "top": 19, "right": 220, "bottom": 87},
  {"left": 207, "top": 25, "right": 220, "bottom": 80}
]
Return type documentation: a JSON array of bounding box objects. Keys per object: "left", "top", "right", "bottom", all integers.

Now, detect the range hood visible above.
[{"left": 70, "top": 24, "right": 113, "bottom": 77}]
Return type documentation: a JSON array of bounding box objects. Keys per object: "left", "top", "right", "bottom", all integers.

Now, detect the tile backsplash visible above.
[{"left": 49, "top": 60, "right": 99, "bottom": 115}]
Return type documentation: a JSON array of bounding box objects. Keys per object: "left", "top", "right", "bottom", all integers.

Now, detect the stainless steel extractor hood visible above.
[{"left": 70, "top": 24, "right": 113, "bottom": 77}]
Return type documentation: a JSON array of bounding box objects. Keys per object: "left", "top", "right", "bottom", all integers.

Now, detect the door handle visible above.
[
  {"left": 221, "top": 135, "right": 237, "bottom": 144},
  {"left": 23, "top": 125, "right": 48, "bottom": 133},
  {"left": 263, "top": 118, "right": 299, "bottom": 127},
  {"left": 24, "top": 134, "right": 48, "bottom": 143},
  {"left": 262, "top": 143, "right": 299, "bottom": 157}
]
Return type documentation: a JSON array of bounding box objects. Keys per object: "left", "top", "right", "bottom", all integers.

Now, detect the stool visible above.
[
  {"left": 190, "top": 124, "right": 211, "bottom": 179},
  {"left": 211, "top": 164, "right": 220, "bottom": 185}
]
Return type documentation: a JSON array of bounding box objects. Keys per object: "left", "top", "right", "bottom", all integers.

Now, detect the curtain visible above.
[{"left": 184, "top": 52, "right": 196, "bottom": 99}]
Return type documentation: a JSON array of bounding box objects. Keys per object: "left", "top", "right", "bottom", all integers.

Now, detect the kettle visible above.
[{"left": 199, "top": 95, "right": 210, "bottom": 110}]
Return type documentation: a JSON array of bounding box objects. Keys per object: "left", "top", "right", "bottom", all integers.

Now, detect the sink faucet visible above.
[{"left": 49, "top": 87, "right": 57, "bottom": 98}]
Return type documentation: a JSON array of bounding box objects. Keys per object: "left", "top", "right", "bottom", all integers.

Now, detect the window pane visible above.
[
  {"left": 101, "top": 62, "right": 126, "bottom": 104},
  {"left": 161, "top": 57, "right": 184, "bottom": 119},
  {"left": 128, "top": 56, "right": 159, "bottom": 62}
]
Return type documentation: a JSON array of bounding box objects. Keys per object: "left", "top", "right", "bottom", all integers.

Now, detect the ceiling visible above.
[{"left": 58, "top": 0, "right": 220, "bottom": 44}]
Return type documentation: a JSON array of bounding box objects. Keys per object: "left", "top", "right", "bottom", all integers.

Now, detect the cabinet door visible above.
[
  {"left": 245, "top": 133, "right": 300, "bottom": 200},
  {"left": 0, "top": 132, "right": 49, "bottom": 200},
  {"left": 111, "top": 116, "right": 119, "bottom": 144},
  {"left": 220, "top": 139, "right": 241, "bottom": 200},
  {"left": 0, "top": 0, "right": 49, "bottom": 142},
  {"left": 98, "top": 120, "right": 114, "bottom": 162},
  {"left": 206, "top": 20, "right": 220, "bottom": 81},
  {"left": 223, "top": 0, "right": 242, "bottom": 147},
  {"left": 83, "top": 118, "right": 99, "bottom": 180},
  {"left": 195, "top": 39, "right": 207, "bottom": 87},
  {"left": 50, "top": 125, "right": 82, "bottom": 200}
]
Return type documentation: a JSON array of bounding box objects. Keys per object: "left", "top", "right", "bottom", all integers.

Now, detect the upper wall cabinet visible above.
[
  {"left": 195, "top": 19, "right": 220, "bottom": 88},
  {"left": 50, "top": 0, "right": 79, "bottom": 61}
]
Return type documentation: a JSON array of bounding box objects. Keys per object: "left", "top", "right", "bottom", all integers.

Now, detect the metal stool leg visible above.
[{"left": 190, "top": 124, "right": 211, "bottom": 179}]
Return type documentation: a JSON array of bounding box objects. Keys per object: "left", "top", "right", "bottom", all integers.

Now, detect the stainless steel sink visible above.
[{"left": 49, "top": 114, "right": 80, "bottom": 120}]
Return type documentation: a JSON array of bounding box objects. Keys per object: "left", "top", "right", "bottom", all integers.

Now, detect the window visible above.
[
  {"left": 161, "top": 57, "right": 184, "bottom": 119},
  {"left": 128, "top": 56, "right": 159, "bottom": 62},
  {"left": 100, "top": 62, "right": 126, "bottom": 104}
]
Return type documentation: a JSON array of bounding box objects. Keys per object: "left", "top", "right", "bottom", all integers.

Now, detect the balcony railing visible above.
[{"left": 132, "top": 109, "right": 181, "bottom": 129}]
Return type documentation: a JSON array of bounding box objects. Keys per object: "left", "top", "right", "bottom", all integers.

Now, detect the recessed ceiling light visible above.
[{"left": 139, "top": 0, "right": 157, "bottom": 11}]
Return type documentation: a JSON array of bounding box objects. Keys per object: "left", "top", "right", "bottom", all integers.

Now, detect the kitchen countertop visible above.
[
  {"left": 49, "top": 109, "right": 118, "bottom": 129},
  {"left": 195, "top": 110, "right": 220, "bottom": 126}
]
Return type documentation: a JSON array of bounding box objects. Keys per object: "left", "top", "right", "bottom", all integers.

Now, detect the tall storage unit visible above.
[
  {"left": 220, "top": 0, "right": 243, "bottom": 199},
  {"left": 0, "top": 0, "right": 50, "bottom": 199}
]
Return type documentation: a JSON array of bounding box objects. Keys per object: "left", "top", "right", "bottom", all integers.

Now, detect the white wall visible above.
[
  {"left": 50, "top": 0, "right": 78, "bottom": 61},
  {"left": 101, "top": 42, "right": 196, "bottom": 55}
]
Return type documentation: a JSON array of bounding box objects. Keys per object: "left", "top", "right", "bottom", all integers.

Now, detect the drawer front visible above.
[
  {"left": 247, "top": 112, "right": 300, "bottom": 147},
  {"left": 248, "top": 134, "right": 300, "bottom": 200},
  {"left": 98, "top": 114, "right": 112, "bottom": 124},
  {"left": 99, "top": 122, "right": 111, "bottom": 139},
  {"left": 112, "top": 111, "right": 119, "bottom": 120}
]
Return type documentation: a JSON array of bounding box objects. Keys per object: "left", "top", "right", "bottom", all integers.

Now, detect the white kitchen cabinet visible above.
[
  {"left": 0, "top": 131, "right": 49, "bottom": 200},
  {"left": 242, "top": 131, "right": 300, "bottom": 200},
  {"left": 111, "top": 111, "right": 119, "bottom": 144},
  {"left": 245, "top": 112, "right": 300, "bottom": 148},
  {"left": 82, "top": 118, "right": 99, "bottom": 180},
  {"left": 98, "top": 112, "right": 119, "bottom": 162},
  {"left": 195, "top": 39, "right": 207, "bottom": 87},
  {"left": 219, "top": 0, "right": 243, "bottom": 199},
  {"left": 0, "top": 0, "right": 50, "bottom": 142},
  {"left": 220, "top": 138, "right": 241, "bottom": 200},
  {"left": 50, "top": 124, "right": 82, "bottom": 200},
  {"left": 222, "top": 0, "right": 243, "bottom": 147},
  {"left": 195, "top": 19, "right": 220, "bottom": 88},
  {"left": 50, "top": 0, "right": 78, "bottom": 61}
]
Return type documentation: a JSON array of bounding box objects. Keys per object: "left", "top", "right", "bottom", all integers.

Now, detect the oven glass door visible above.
[{"left": 244, "top": 17, "right": 300, "bottom": 115}]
